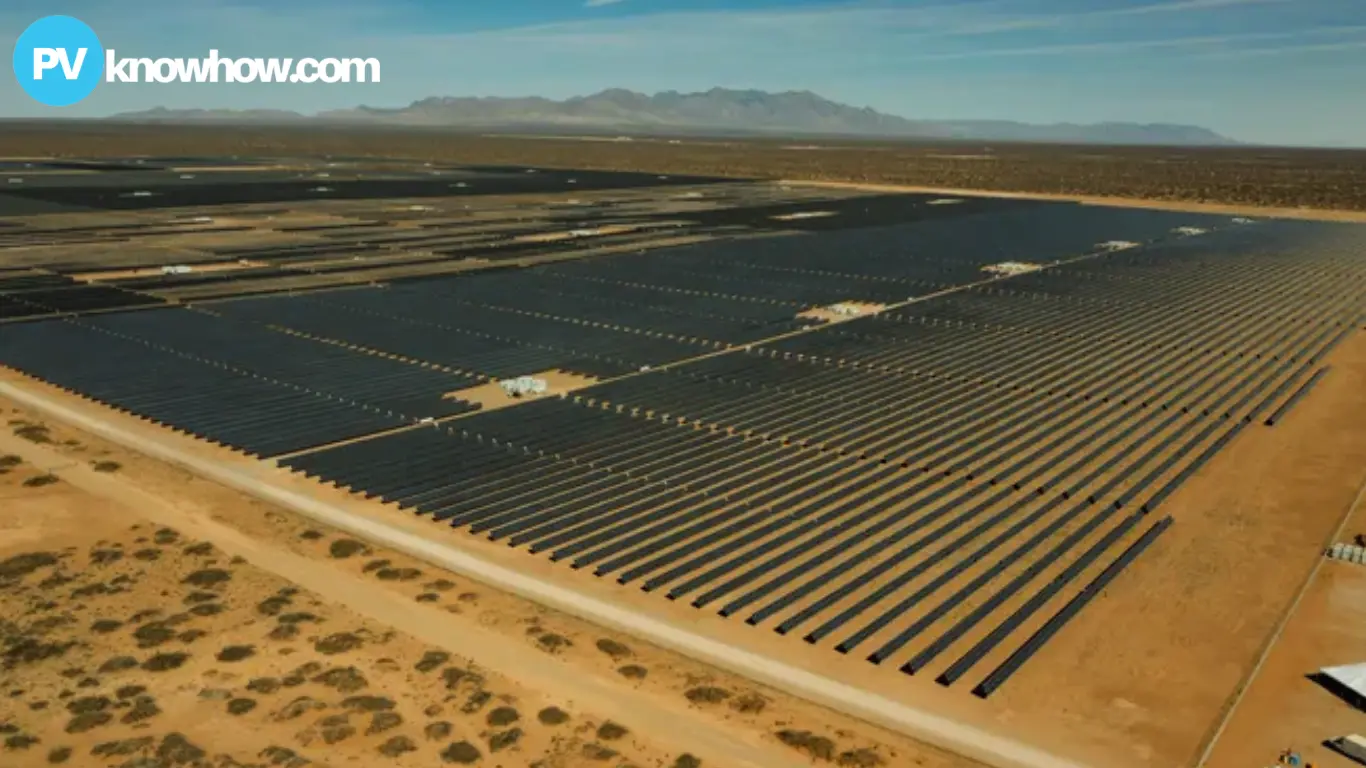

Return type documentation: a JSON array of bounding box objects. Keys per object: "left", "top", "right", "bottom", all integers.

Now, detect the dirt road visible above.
[{"left": 0, "top": 427, "right": 810, "bottom": 768}]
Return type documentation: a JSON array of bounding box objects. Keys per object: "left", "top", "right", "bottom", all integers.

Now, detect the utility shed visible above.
[{"left": 1317, "top": 663, "right": 1366, "bottom": 711}]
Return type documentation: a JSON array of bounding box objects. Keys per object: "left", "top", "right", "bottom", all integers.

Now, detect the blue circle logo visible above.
[{"left": 12, "top": 16, "right": 105, "bottom": 107}]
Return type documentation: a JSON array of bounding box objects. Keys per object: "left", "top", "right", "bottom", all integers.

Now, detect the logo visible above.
[
  {"left": 12, "top": 16, "right": 105, "bottom": 107},
  {"left": 11, "top": 16, "right": 379, "bottom": 106}
]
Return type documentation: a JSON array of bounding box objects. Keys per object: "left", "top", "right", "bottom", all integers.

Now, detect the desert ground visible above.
[
  {"left": 992, "top": 329, "right": 1366, "bottom": 767},
  {"left": 1, "top": 138, "right": 1365, "bottom": 768}
]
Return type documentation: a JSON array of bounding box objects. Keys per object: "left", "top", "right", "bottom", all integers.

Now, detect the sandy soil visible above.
[
  {"left": 0, "top": 395, "right": 986, "bottom": 768},
  {"left": 1202, "top": 561, "right": 1366, "bottom": 768},
  {"left": 788, "top": 181, "right": 1366, "bottom": 223},
  {"left": 1198, "top": 443, "right": 1366, "bottom": 768},
  {"left": 987, "top": 330, "right": 1366, "bottom": 768}
]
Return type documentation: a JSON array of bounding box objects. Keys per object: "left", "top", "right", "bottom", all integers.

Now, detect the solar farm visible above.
[{"left": 2, "top": 156, "right": 1365, "bottom": 767}]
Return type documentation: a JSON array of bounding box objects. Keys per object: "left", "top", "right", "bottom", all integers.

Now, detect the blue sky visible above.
[{"left": 3, "top": 0, "right": 1364, "bottom": 146}]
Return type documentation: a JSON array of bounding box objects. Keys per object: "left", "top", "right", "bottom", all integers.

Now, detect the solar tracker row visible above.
[
  {"left": 1, "top": 308, "right": 478, "bottom": 455},
  {"left": 211, "top": 291, "right": 681, "bottom": 381},
  {"left": 1264, "top": 365, "right": 1332, "bottom": 427},
  {"left": 0, "top": 225, "right": 252, "bottom": 245},
  {"left": 207, "top": 242, "right": 385, "bottom": 260},
  {"left": 967, "top": 514, "right": 1174, "bottom": 698},
  {"left": 4, "top": 193, "right": 1362, "bottom": 699},
  {"left": 192, "top": 204, "right": 1251, "bottom": 380},
  {"left": 0, "top": 280, "right": 167, "bottom": 320},
  {"left": 109, "top": 267, "right": 305, "bottom": 291},
  {"left": 275, "top": 217, "right": 1366, "bottom": 694},
  {"left": 0, "top": 168, "right": 739, "bottom": 212},
  {"left": 0, "top": 274, "right": 80, "bottom": 291}
]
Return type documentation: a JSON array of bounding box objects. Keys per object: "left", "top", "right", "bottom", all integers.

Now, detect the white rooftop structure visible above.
[
  {"left": 499, "top": 376, "right": 548, "bottom": 398},
  {"left": 1099, "top": 240, "right": 1141, "bottom": 251},
  {"left": 1320, "top": 662, "right": 1366, "bottom": 709},
  {"left": 1322, "top": 663, "right": 1366, "bottom": 692},
  {"left": 771, "top": 210, "right": 836, "bottom": 221},
  {"left": 982, "top": 261, "right": 1043, "bottom": 277}
]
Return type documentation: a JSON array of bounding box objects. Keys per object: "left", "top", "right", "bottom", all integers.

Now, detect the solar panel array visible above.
[
  {"left": 0, "top": 272, "right": 167, "bottom": 320},
  {"left": 0, "top": 166, "right": 738, "bottom": 213},
  {"left": 1, "top": 309, "right": 476, "bottom": 456},
  {"left": 4, "top": 198, "right": 1363, "bottom": 697}
]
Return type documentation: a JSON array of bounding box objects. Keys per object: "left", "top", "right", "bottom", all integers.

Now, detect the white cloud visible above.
[
  {"left": 1195, "top": 36, "right": 1366, "bottom": 58},
  {"left": 1108, "top": 0, "right": 1295, "bottom": 16},
  {"left": 898, "top": 24, "right": 1366, "bottom": 60},
  {"left": 948, "top": 0, "right": 1297, "bottom": 36}
]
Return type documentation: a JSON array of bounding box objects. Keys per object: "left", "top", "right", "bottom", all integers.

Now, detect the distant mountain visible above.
[
  {"left": 111, "top": 106, "right": 306, "bottom": 123},
  {"left": 110, "top": 88, "right": 1237, "bottom": 146}
]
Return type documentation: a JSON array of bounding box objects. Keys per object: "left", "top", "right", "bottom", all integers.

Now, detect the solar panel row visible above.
[
  {"left": 272, "top": 217, "right": 1364, "bottom": 694},
  {"left": 4, "top": 199, "right": 1363, "bottom": 699},
  {"left": 1, "top": 309, "right": 478, "bottom": 455}
]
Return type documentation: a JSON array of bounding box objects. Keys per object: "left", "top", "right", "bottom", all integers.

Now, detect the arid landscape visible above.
[
  {"left": 1, "top": 132, "right": 1365, "bottom": 768},
  {"left": 2, "top": 122, "right": 1366, "bottom": 212},
  {"left": 0, "top": 396, "right": 972, "bottom": 768}
]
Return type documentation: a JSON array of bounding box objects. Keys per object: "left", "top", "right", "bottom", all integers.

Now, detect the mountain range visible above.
[{"left": 111, "top": 88, "right": 1237, "bottom": 146}]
